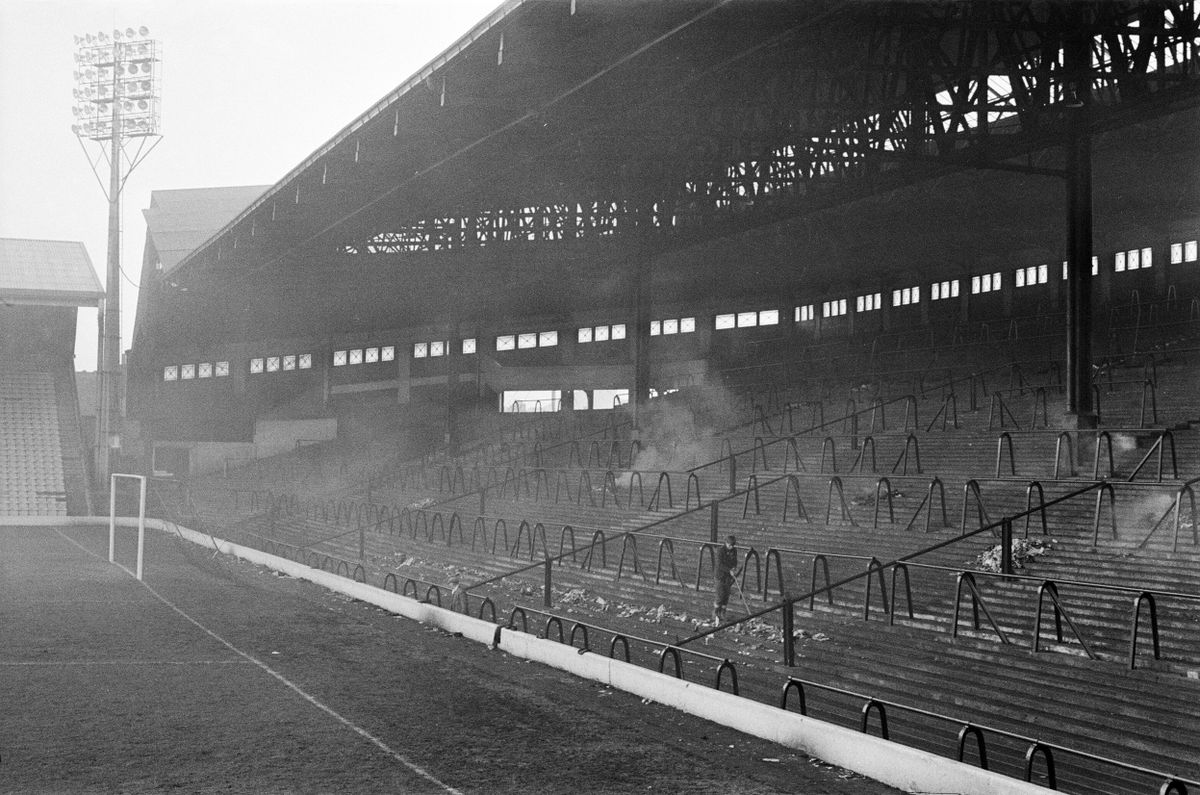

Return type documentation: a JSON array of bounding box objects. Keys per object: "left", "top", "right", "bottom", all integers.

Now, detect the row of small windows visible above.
[
  {"left": 333, "top": 347, "right": 395, "bottom": 367},
  {"left": 649, "top": 317, "right": 695, "bottom": 336},
  {"left": 931, "top": 280, "right": 960, "bottom": 300},
  {"left": 578, "top": 324, "right": 627, "bottom": 343},
  {"left": 1170, "top": 240, "right": 1198, "bottom": 263},
  {"left": 165, "top": 237, "right": 1200, "bottom": 382},
  {"left": 822, "top": 299, "right": 848, "bottom": 318},
  {"left": 971, "top": 272, "right": 1003, "bottom": 294},
  {"left": 497, "top": 330, "right": 558, "bottom": 351},
  {"left": 857, "top": 293, "right": 882, "bottom": 312},
  {"left": 1015, "top": 264, "right": 1049, "bottom": 288},
  {"left": 714, "top": 309, "right": 779, "bottom": 329},
  {"left": 893, "top": 286, "right": 920, "bottom": 306},
  {"left": 1115, "top": 247, "right": 1153, "bottom": 272},
  {"left": 163, "top": 361, "right": 230, "bottom": 382}
]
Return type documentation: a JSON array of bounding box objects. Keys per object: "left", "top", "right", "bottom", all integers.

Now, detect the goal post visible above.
[{"left": 109, "top": 473, "right": 147, "bottom": 580}]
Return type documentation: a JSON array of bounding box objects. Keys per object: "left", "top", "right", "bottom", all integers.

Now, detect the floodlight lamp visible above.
[
  {"left": 113, "top": 29, "right": 122, "bottom": 40},
  {"left": 139, "top": 26, "right": 149, "bottom": 36},
  {"left": 86, "top": 33, "right": 94, "bottom": 43},
  {"left": 140, "top": 80, "right": 150, "bottom": 91},
  {"left": 137, "top": 99, "right": 148, "bottom": 110},
  {"left": 98, "top": 32, "right": 109, "bottom": 43},
  {"left": 126, "top": 27, "right": 136, "bottom": 38}
]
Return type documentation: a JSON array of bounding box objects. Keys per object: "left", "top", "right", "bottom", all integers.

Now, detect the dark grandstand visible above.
[{"left": 92, "top": 2, "right": 1200, "bottom": 792}]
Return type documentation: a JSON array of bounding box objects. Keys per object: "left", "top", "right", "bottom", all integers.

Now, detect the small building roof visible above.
[
  {"left": 0, "top": 238, "right": 104, "bottom": 306},
  {"left": 143, "top": 186, "right": 270, "bottom": 273}
]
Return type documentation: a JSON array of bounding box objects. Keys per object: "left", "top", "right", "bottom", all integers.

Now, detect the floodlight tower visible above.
[{"left": 71, "top": 27, "right": 161, "bottom": 488}]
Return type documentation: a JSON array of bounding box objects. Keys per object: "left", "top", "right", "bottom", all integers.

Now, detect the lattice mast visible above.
[{"left": 71, "top": 27, "right": 161, "bottom": 487}]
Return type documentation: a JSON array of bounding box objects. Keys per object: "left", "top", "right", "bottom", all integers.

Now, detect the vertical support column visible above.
[
  {"left": 97, "top": 57, "right": 124, "bottom": 487},
  {"left": 446, "top": 327, "right": 460, "bottom": 458},
  {"left": 1000, "top": 518, "right": 1013, "bottom": 576},
  {"left": 1065, "top": 23, "right": 1095, "bottom": 425},
  {"left": 782, "top": 601, "right": 795, "bottom": 667},
  {"left": 631, "top": 241, "right": 652, "bottom": 436}
]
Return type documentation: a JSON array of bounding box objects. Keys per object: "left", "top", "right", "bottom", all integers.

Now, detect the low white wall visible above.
[{"left": 10, "top": 517, "right": 1053, "bottom": 795}]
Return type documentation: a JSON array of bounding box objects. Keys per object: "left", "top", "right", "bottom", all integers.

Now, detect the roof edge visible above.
[{"left": 173, "top": 0, "right": 522, "bottom": 275}]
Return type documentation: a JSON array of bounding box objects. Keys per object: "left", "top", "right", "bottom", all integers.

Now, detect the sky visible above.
[{"left": 0, "top": 0, "right": 500, "bottom": 371}]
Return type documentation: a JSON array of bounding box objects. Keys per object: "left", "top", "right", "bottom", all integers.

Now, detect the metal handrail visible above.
[{"left": 779, "top": 675, "right": 1200, "bottom": 792}]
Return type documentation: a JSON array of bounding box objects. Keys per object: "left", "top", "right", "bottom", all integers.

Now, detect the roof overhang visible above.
[
  {"left": 0, "top": 239, "right": 104, "bottom": 308},
  {"left": 140, "top": 1, "right": 1200, "bottom": 349}
]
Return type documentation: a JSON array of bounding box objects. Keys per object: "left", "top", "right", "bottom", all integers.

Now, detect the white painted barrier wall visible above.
[{"left": 12, "top": 517, "right": 1053, "bottom": 794}]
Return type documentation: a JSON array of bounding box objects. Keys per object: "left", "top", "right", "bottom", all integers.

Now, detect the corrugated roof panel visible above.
[
  {"left": 143, "top": 186, "right": 270, "bottom": 273},
  {"left": 0, "top": 238, "right": 104, "bottom": 305}
]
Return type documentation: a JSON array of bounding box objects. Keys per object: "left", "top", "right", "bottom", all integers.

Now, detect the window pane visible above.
[
  {"left": 298, "top": 354, "right": 312, "bottom": 369},
  {"left": 1141, "top": 247, "right": 1152, "bottom": 268},
  {"left": 198, "top": 362, "right": 213, "bottom": 378},
  {"left": 348, "top": 349, "right": 363, "bottom": 365},
  {"left": 1187, "top": 241, "right": 1198, "bottom": 262},
  {"left": 380, "top": 347, "right": 395, "bottom": 362},
  {"left": 1128, "top": 249, "right": 1140, "bottom": 270},
  {"left": 332, "top": 351, "right": 346, "bottom": 366},
  {"left": 517, "top": 333, "right": 537, "bottom": 349},
  {"left": 282, "top": 355, "right": 296, "bottom": 371},
  {"left": 971, "top": 276, "right": 981, "bottom": 294},
  {"left": 679, "top": 318, "right": 694, "bottom": 333},
  {"left": 413, "top": 343, "right": 428, "bottom": 358},
  {"left": 496, "top": 335, "right": 515, "bottom": 351},
  {"left": 163, "top": 365, "right": 178, "bottom": 381},
  {"left": 215, "top": 361, "right": 230, "bottom": 377},
  {"left": 461, "top": 339, "right": 476, "bottom": 354},
  {"left": 715, "top": 313, "right": 735, "bottom": 329},
  {"left": 594, "top": 325, "right": 610, "bottom": 341},
  {"left": 951, "top": 280, "right": 960, "bottom": 297},
  {"left": 250, "top": 358, "right": 265, "bottom": 374},
  {"left": 1115, "top": 251, "right": 1126, "bottom": 272},
  {"left": 838, "top": 299, "right": 847, "bottom": 314},
  {"left": 1016, "top": 269, "right": 1025, "bottom": 287},
  {"left": 611, "top": 324, "right": 627, "bottom": 339},
  {"left": 662, "top": 319, "right": 678, "bottom": 335},
  {"left": 579, "top": 327, "right": 594, "bottom": 343},
  {"left": 539, "top": 331, "right": 558, "bottom": 347},
  {"left": 1038, "top": 264, "right": 1048, "bottom": 283},
  {"left": 430, "top": 341, "right": 445, "bottom": 357},
  {"left": 737, "top": 311, "right": 757, "bottom": 327},
  {"left": 1172, "top": 243, "right": 1184, "bottom": 264},
  {"left": 364, "top": 347, "right": 379, "bottom": 363},
  {"left": 179, "top": 364, "right": 194, "bottom": 380},
  {"left": 759, "top": 309, "right": 779, "bottom": 325},
  {"left": 912, "top": 285, "right": 920, "bottom": 302}
]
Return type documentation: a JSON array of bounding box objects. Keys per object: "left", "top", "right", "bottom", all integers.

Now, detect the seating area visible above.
[
  {"left": 164, "top": 314, "right": 1200, "bottom": 795},
  {"left": 0, "top": 367, "right": 72, "bottom": 516}
]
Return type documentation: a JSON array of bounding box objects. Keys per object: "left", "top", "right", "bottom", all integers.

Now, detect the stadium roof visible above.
[
  {"left": 142, "top": 1, "right": 1200, "bottom": 348},
  {"left": 0, "top": 238, "right": 103, "bottom": 307},
  {"left": 143, "top": 186, "right": 271, "bottom": 273}
]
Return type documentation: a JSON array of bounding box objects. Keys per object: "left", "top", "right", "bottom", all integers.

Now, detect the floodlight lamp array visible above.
[{"left": 71, "top": 28, "right": 161, "bottom": 141}]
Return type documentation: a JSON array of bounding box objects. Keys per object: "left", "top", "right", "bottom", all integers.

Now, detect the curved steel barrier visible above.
[
  {"left": 568, "top": 622, "right": 589, "bottom": 651},
  {"left": 658, "top": 646, "right": 684, "bottom": 679},
  {"left": 956, "top": 724, "right": 989, "bottom": 769},
  {"left": 715, "top": 659, "right": 739, "bottom": 695}
]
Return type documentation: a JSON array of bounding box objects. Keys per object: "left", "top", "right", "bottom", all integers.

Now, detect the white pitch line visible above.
[
  {"left": 0, "top": 660, "right": 254, "bottom": 667},
  {"left": 53, "top": 529, "right": 462, "bottom": 795}
]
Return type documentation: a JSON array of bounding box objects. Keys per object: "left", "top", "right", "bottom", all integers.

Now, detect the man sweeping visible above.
[{"left": 711, "top": 534, "right": 741, "bottom": 623}]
